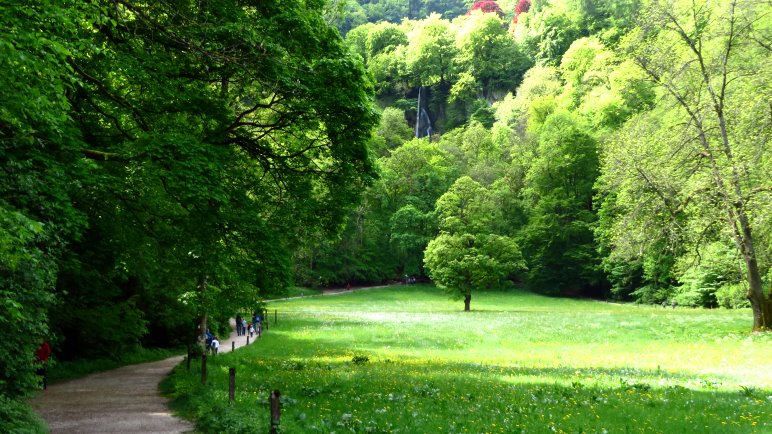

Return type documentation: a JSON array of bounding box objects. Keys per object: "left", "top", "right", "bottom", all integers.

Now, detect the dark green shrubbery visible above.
[{"left": 0, "top": 396, "right": 47, "bottom": 434}]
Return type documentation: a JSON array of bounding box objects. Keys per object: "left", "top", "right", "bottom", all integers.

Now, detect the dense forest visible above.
[
  {"left": 303, "top": 0, "right": 771, "bottom": 322},
  {"left": 1, "top": 0, "right": 770, "bottom": 424}
]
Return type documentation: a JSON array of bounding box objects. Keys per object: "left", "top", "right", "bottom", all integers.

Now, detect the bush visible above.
[
  {"left": 0, "top": 396, "right": 48, "bottom": 434},
  {"left": 715, "top": 283, "right": 750, "bottom": 309},
  {"left": 673, "top": 243, "right": 741, "bottom": 308},
  {"left": 673, "top": 288, "right": 711, "bottom": 308},
  {"left": 631, "top": 284, "right": 673, "bottom": 305}
]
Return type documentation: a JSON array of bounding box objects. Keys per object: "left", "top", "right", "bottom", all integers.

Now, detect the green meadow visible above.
[{"left": 165, "top": 285, "right": 772, "bottom": 433}]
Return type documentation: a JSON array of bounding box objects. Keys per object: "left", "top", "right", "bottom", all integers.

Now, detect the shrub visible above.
[
  {"left": 715, "top": 283, "right": 750, "bottom": 309},
  {"left": 351, "top": 354, "right": 370, "bottom": 365},
  {"left": 0, "top": 396, "right": 48, "bottom": 434}
]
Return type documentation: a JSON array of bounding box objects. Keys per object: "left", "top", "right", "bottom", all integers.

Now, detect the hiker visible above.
[
  {"left": 241, "top": 318, "right": 247, "bottom": 337},
  {"left": 205, "top": 329, "right": 214, "bottom": 348},
  {"left": 236, "top": 314, "right": 243, "bottom": 336},
  {"left": 248, "top": 322, "right": 255, "bottom": 338},
  {"left": 36, "top": 341, "right": 51, "bottom": 390},
  {"left": 211, "top": 336, "right": 220, "bottom": 355},
  {"left": 255, "top": 316, "right": 262, "bottom": 338}
]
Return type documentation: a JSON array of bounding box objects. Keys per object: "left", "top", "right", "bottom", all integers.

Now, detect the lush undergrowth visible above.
[
  {"left": 165, "top": 285, "right": 772, "bottom": 433},
  {"left": 272, "top": 286, "right": 324, "bottom": 299},
  {"left": 0, "top": 396, "right": 47, "bottom": 434},
  {"left": 49, "top": 346, "right": 182, "bottom": 383}
]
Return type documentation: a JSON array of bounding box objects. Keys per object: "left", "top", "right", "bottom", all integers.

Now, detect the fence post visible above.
[
  {"left": 201, "top": 354, "right": 207, "bottom": 385},
  {"left": 186, "top": 344, "right": 191, "bottom": 371},
  {"left": 229, "top": 368, "right": 236, "bottom": 404},
  {"left": 247, "top": 335, "right": 250, "bottom": 345},
  {"left": 270, "top": 390, "right": 281, "bottom": 434},
  {"left": 232, "top": 341, "right": 235, "bottom": 352},
  {"left": 274, "top": 309, "right": 277, "bottom": 325}
]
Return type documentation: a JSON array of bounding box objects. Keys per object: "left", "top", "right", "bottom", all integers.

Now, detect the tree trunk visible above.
[
  {"left": 748, "top": 287, "right": 772, "bottom": 331},
  {"left": 197, "top": 274, "right": 208, "bottom": 349},
  {"left": 743, "top": 251, "right": 771, "bottom": 331},
  {"left": 464, "top": 293, "right": 471, "bottom": 311}
]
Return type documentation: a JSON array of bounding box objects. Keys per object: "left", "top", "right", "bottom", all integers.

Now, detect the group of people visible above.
[
  {"left": 204, "top": 329, "right": 220, "bottom": 355},
  {"left": 235, "top": 312, "right": 262, "bottom": 339},
  {"left": 36, "top": 310, "right": 268, "bottom": 391},
  {"left": 204, "top": 312, "right": 263, "bottom": 355}
]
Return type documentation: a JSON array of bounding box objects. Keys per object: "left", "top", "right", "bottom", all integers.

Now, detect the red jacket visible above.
[{"left": 36, "top": 342, "right": 51, "bottom": 362}]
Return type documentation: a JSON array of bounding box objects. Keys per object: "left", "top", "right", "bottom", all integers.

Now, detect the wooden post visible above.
[
  {"left": 274, "top": 309, "right": 277, "bottom": 325},
  {"left": 201, "top": 354, "right": 207, "bottom": 385},
  {"left": 246, "top": 335, "right": 250, "bottom": 345},
  {"left": 270, "top": 389, "right": 281, "bottom": 434},
  {"left": 186, "top": 344, "right": 191, "bottom": 371},
  {"left": 228, "top": 368, "right": 236, "bottom": 404},
  {"left": 232, "top": 341, "right": 235, "bottom": 352}
]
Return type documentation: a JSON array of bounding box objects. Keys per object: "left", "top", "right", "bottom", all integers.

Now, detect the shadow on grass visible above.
[{"left": 168, "top": 350, "right": 772, "bottom": 434}]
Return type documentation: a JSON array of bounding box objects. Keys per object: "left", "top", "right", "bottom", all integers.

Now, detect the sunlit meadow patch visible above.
[{"left": 166, "top": 285, "right": 772, "bottom": 433}]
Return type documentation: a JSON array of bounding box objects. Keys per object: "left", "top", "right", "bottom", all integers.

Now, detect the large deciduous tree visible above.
[
  {"left": 424, "top": 177, "right": 524, "bottom": 310},
  {"left": 455, "top": 13, "right": 530, "bottom": 98},
  {"left": 2, "top": 0, "right": 379, "bottom": 382},
  {"left": 1, "top": 0, "right": 88, "bottom": 396},
  {"left": 604, "top": 0, "right": 771, "bottom": 330},
  {"left": 406, "top": 13, "right": 458, "bottom": 88}
]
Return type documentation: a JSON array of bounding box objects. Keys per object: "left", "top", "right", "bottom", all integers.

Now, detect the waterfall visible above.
[
  {"left": 420, "top": 108, "right": 432, "bottom": 138},
  {"left": 415, "top": 86, "right": 421, "bottom": 138},
  {"left": 415, "top": 86, "right": 432, "bottom": 140}
]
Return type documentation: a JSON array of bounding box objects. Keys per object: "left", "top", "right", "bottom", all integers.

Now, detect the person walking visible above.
[
  {"left": 236, "top": 314, "right": 243, "bottom": 336},
  {"left": 36, "top": 341, "right": 52, "bottom": 390},
  {"left": 210, "top": 336, "right": 220, "bottom": 355}
]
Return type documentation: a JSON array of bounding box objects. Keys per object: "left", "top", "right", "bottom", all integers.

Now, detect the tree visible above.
[
  {"left": 0, "top": 0, "right": 89, "bottom": 396},
  {"left": 2, "top": 0, "right": 380, "bottom": 368},
  {"left": 513, "top": 2, "right": 584, "bottom": 65},
  {"left": 613, "top": 0, "right": 771, "bottom": 330},
  {"left": 406, "top": 14, "right": 458, "bottom": 87},
  {"left": 390, "top": 204, "right": 434, "bottom": 276},
  {"left": 375, "top": 107, "right": 414, "bottom": 155},
  {"left": 424, "top": 177, "right": 525, "bottom": 310},
  {"left": 521, "top": 110, "right": 602, "bottom": 295},
  {"left": 455, "top": 13, "right": 531, "bottom": 98},
  {"left": 424, "top": 0, "right": 469, "bottom": 20}
]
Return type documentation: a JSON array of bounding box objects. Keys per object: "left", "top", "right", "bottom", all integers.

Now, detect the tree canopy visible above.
[{"left": 1, "top": 0, "right": 377, "bottom": 401}]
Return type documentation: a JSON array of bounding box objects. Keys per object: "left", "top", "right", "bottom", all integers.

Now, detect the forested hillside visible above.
[
  {"left": 298, "top": 0, "right": 771, "bottom": 325},
  {"left": 1, "top": 0, "right": 770, "bottom": 429}
]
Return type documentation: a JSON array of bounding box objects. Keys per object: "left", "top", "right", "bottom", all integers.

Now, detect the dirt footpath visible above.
[{"left": 31, "top": 321, "right": 249, "bottom": 433}]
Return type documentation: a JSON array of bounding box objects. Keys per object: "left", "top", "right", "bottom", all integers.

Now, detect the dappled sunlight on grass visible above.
[{"left": 167, "top": 285, "right": 771, "bottom": 433}]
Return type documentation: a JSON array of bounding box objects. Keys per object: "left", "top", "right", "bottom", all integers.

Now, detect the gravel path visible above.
[
  {"left": 31, "top": 321, "right": 250, "bottom": 433},
  {"left": 30, "top": 286, "right": 390, "bottom": 433}
]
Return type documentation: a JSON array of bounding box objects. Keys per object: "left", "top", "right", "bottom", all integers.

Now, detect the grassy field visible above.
[{"left": 164, "top": 285, "right": 772, "bottom": 433}]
